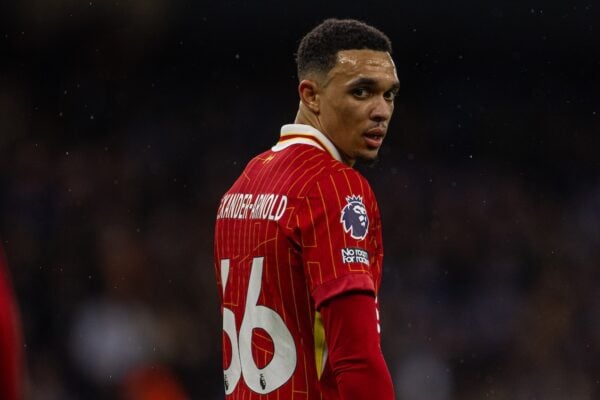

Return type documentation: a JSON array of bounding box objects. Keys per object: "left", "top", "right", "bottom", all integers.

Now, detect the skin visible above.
[{"left": 295, "top": 49, "right": 400, "bottom": 166}]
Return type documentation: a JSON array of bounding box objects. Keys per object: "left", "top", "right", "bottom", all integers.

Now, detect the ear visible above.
[{"left": 298, "top": 79, "right": 320, "bottom": 114}]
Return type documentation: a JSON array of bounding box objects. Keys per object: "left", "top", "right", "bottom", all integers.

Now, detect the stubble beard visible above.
[{"left": 355, "top": 152, "right": 381, "bottom": 168}]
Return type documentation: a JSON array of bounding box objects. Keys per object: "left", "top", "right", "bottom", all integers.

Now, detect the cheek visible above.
[
  {"left": 334, "top": 103, "right": 363, "bottom": 126},
  {"left": 325, "top": 103, "right": 352, "bottom": 128}
]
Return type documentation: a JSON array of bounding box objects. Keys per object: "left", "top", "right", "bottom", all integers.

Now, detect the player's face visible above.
[{"left": 317, "top": 49, "right": 399, "bottom": 166}]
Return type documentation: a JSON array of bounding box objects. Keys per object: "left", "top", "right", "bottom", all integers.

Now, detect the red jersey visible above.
[{"left": 214, "top": 124, "right": 384, "bottom": 399}]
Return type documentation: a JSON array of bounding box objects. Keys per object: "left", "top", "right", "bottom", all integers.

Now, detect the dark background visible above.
[{"left": 1, "top": 1, "right": 599, "bottom": 399}]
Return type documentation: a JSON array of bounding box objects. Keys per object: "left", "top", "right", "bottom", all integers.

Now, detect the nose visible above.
[{"left": 370, "top": 95, "right": 393, "bottom": 123}]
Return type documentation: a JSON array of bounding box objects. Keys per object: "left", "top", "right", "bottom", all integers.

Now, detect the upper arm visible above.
[{"left": 296, "top": 169, "right": 380, "bottom": 308}]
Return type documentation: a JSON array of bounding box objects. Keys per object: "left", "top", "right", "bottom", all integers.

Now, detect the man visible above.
[
  {"left": 214, "top": 18, "right": 399, "bottom": 399},
  {"left": 0, "top": 243, "right": 23, "bottom": 400}
]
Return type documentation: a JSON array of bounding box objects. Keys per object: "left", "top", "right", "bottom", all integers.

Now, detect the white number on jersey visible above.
[{"left": 220, "top": 257, "right": 297, "bottom": 394}]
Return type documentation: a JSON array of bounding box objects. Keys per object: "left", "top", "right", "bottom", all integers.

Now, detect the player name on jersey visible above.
[{"left": 217, "top": 193, "right": 288, "bottom": 221}]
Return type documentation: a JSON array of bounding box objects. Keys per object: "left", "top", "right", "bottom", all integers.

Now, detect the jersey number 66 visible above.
[{"left": 220, "top": 257, "right": 297, "bottom": 394}]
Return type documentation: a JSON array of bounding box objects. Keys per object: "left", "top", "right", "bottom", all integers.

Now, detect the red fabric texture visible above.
[
  {"left": 0, "top": 244, "right": 22, "bottom": 400},
  {"left": 312, "top": 274, "right": 375, "bottom": 310},
  {"left": 319, "top": 293, "right": 395, "bottom": 400}
]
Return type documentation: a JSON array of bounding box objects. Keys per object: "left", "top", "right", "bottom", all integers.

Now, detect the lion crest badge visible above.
[{"left": 340, "top": 195, "right": 369, "bottom": 240}]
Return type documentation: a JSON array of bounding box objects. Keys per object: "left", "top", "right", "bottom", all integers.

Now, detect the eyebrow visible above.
[
  {"left": 348, "top": 77, "right": 400, "bottom": 91},
  {"left": 348, "top": 77, "right": 377, "bottom": 87}
]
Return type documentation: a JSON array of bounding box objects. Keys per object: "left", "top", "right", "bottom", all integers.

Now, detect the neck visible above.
[
  {"left": 294, "top": 103, "right": 320, "bottom": 129},
  {"left": 293, "top": 104, "right": 354, "bottom": 167}
]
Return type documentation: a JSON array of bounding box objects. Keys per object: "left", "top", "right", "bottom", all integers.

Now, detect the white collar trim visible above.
[{"left": 272, "top": 124, "right": 342, "bottom": 162}]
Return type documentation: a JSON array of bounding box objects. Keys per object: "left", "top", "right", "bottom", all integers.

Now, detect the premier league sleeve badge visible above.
[{"left": 340, "top": 195, "right": 369, "bottom": 240}]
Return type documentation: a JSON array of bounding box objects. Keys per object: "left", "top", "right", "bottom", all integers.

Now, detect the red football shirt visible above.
[{"left": 214, "top": 124, "right": 384, "bottom": 399}]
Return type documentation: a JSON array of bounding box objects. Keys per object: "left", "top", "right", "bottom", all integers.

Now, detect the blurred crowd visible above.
[
  {"left": 1, "top": 1, "right": 599, "bottom": 399},
  {"left": 371, "top": 161, "right": 600, "bottom": 400}
]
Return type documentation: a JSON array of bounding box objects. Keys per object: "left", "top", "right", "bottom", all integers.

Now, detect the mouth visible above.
[{"left": 363, "top": 127, "right": 386, "bottom": 149}]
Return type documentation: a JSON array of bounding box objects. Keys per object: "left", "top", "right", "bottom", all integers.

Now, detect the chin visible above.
[
  {"left": 356, "top": 152, "right": 380, "bottom": 166},
  {"left": 361, "top": 149, "right": 380, "bottom": 160}
]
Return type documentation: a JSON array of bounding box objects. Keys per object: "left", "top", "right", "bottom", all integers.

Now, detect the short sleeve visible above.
[{"left": 297, "top": 168, "right": 381, "bottom": 309}]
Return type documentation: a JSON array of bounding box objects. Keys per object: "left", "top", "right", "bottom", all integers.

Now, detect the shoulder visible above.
[
  {"left": 264, "top": 145, "right": 363, "bottom": 197},
  {"left": 310, "top": 162, "right": 374, "bottom": 198}
]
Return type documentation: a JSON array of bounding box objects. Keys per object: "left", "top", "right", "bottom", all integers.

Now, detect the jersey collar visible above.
[{"left": 272, "top": 124, "right": 343, "bottom": 162}]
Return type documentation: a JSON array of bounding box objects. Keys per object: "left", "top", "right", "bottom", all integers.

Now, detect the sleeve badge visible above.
[{"left": 340, "top": 195, "right": 369, "bottom": 240}]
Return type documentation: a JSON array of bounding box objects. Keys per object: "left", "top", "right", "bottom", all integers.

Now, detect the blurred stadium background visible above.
[{"left": 1, "top": 1, "right": 599, "bottom": 399}]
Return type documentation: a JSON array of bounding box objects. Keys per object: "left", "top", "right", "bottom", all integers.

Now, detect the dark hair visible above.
[{"left": 296, "top": 18, "right": 392, "bottom": 80}]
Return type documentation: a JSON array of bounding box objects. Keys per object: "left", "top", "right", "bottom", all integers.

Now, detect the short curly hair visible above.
[{"left": 296, "top": 18, "right": 392, "bottom": 80}]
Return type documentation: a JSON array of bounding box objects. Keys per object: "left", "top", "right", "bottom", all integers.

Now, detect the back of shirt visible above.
[{"left": 214, "top": 126, "right": 384, "bottom": 399}]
